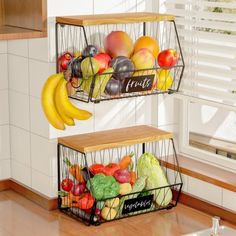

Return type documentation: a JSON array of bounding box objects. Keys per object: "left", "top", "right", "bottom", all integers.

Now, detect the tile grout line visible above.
[
  {"left": 11, "top": 157, "right": 56, "bottom": 178},
  {"left": 10, "top": 123, "right": 53, "bottom": 140},
  {"left": 27, "top": 39, "right": 33, "bottom": 189},
  {"left": 7, "top": 52, "right": 49, "bottom": 64},
  {"left": 221, "top": 186, "right": 223, "bottom": 207},
  {"left": 6, "top": 41, "right": 13, "bottom": 180}
]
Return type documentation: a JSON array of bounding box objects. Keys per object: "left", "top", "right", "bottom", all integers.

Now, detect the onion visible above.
[
  {"left": 114, "top": 169, "right": 131, "bottom": 183},
  {"left": 71, "top": 182, "right": 86, "bottom": 196}
]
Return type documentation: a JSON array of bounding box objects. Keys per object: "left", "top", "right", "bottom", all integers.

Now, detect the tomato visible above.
[
  {"left": 89, "top": 163, "right": 104, "bottom": 175},
  {"left": 58, "top": 52, "right": 73, "bottom": 71},
  {"left": 77, "top": 193, "right": 94, "bottom": 210},
  {"left": 61, "top": 178, "right": 73, "bottom": 192},
  {"left": 102, "top": 163, "right": 120, "bottom": 176}
]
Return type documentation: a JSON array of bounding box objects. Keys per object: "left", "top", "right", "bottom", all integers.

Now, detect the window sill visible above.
[{"left": 164, "top": 155, "right": 236, "bottom": 192}]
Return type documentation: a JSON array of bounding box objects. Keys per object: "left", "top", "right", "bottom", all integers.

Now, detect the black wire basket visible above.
[
  {"left": 57, "top": 125, "right": 183, "bottom": 225},
  {"left": 56, "top": 13, "right": 185, "bottom": 103}
]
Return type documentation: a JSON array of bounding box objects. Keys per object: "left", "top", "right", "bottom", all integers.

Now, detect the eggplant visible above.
[{"left": 81, "top": 167, "right": 94, "bottom": 182}]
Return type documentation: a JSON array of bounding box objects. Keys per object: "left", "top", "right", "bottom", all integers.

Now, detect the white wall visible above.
[
  {"left": 47, "top": 0, "right": 154, "bottom": 17},
  {"left": 0, "top": 41, "right": 11, "bottom": 180}
]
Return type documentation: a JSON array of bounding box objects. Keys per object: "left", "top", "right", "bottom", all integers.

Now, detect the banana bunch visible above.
[{"left": 41, "top": 73, "right": 92, "bottom": 130}]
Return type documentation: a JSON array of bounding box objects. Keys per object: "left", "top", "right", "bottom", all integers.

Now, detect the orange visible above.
[{"left": 134, "top": 36, "right": 160, "bottom": 58}]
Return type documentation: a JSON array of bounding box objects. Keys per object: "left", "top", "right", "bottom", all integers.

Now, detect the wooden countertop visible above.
[{"left": 1, "top": 190, "right": 235, "bottom": 236}]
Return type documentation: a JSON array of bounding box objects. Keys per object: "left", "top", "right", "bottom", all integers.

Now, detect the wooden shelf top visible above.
[
  {"left": 0, "top": 26, "right": 47, "bottom": 40},
  {"left": 58, "top": 125, "right": 173, "bottom": 153},
  {"left": 56, "top": 12, "right": 175, "bottom": 26}
]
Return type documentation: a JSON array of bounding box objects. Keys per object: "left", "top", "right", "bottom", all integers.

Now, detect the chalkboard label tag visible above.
[
  {"left": 122, "top": 194, "right": 154, "bottom": 215},
  {"left": 121, "top": 74, "right": 155, "bottom": 93}
]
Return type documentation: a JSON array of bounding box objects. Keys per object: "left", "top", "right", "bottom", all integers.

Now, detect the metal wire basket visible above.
[
  {"left": 56, "top": 13, "right": 185, "bottom": 103},
  {"left": 57, "top": 125, "right": 183, "bottom": 225}
]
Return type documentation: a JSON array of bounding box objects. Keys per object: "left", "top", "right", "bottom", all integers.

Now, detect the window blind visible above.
[{"left": 163, "top": 0, "right": 236, "bottom": 106}]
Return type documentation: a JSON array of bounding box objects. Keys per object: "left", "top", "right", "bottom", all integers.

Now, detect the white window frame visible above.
[{"left": 176, "top": 94, "right": 236, "bottom": 173}]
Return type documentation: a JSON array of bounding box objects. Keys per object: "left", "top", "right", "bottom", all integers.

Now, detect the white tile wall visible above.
[
  {"left": 94, "top": 0, "right": 131, "bottom": 14},
  {"left": 158, "top": 95, "right": 179, "bottom": 126},
  {"left": 187, "top": 176, "right": 222, "bottom": 206},
  {"left": 0, "top": 125, "right": 10, "bottom": 160},
  {"left": 0, "top": 159, "right": 11, "bottom": 179},
  {"left": 8, "top": 54, "right": 29, "bottom": 94},
  {"left": 158, "top": 124, "right": 179, "bottom": 136},
  {"left": 31, "top": 169, "right": 57, "bottom": 197},
  {"left": 0, "top": 90, "right": 9, "bottom": 125},
  {"left": 29, "top": 59, "right": 50, "bottom": 98},
  {"left": 136, "top": 96, "right": 153, "bottom": 125},
  {"left": 49, "top": 100, "right": 94, "bottom": 138},
  {"left": 31, "top": 134, "right": 57, "bottom": 177},
  {"left": 28, "top": 38, "right": 49, "bottom": 62},
  {"left": 30, "top": 96, "right": 49, "bottom": 138},
  {"left": 94, "top": 98, "right": 136, "bottom": 131},
  {"left": 10, "top": 126, "right": 31, "bottom": 166},
  {"left": 9, "top": 91, "right": 30, "bottom": 130},
  {"left": 166, "top": 169, "right": 188, "bottom": 193},
  {"left": 124, "top": 0, "right": 138, "bottom": 12},
  {"left": 47, "top": 0, "right": 93, "bottom": 17},
  {"left": 8, "top": 40, "right": 28, "bottom": 57},
  {"left": 47, "top": 21, "right": 56, "bottom": 63},
  {"left": 0, "top": 54, "right": 8, "bottom": 90},
  {"left": 0, "top": 41, "right": 7, "bottom": 54},
  {"left": 11, "top": 160, "right": 31, "bottom": 187},
  {"left": 222, "top": 189, "right": 236, "bottom": 213},
  {"left": 137, "top": 0, "right": 149, "bottom": 11},
  {"left": 0, "top": 41, "right": 9, "bottom": 181}
]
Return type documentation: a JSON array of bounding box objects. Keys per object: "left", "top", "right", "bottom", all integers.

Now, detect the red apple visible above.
[
  {"left": 157, "top": 49, "right": 178, "bottom": 68},
  {"left": 58, "top": 52, "right": 73, "bottom": 71},
  {"left": 94, "top": 53, "right": 111, "bottom": 73}
]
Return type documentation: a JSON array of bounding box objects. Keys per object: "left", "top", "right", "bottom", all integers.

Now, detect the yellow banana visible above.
[
  {"left": 41, "top": 73, "right": 65, "bottom": 130},
  {"left": 56, "top": 78, "right": 92, "bottom": 120},
  {"left": 55, "top": 78, "right": 75, "bottom": 126}
]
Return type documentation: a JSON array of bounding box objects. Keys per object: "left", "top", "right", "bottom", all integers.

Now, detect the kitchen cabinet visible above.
[{"left": 0, "top": 0, "right": 47, "bottom": 40}]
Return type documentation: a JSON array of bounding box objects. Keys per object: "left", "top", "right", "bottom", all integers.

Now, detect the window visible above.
[{"left": 161, "top": 0, "right": 236, "bottom": 171}]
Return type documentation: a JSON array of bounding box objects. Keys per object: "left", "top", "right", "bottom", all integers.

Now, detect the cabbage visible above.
[{"left": 137, "top": 153, "right": 172, "bottom": 206}]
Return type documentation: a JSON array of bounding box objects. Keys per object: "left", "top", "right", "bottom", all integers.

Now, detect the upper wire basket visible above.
[{"left": 56, "top": 13, "right": 185, "bottom": 103}]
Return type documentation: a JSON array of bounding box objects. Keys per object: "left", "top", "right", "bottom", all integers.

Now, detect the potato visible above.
[
  {"left": 101, "top": 207, "right": 117, "bottom": 221},
  {"left": 105, "top": 198, "right": 120, "bottom": 208},
  {"left": 119, "top": 183, "right": 132, "bottom": 195}
]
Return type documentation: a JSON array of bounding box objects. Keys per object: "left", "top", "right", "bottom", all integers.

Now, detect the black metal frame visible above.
[
  {"left": 57, "top": 138, "right": 183, "bottom": 226},
  {"left": 55, "top": 19, "right": 185, "bottom": 104}
]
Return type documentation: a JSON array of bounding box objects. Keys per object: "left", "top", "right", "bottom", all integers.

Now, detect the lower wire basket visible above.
[{"left": 57, "top": 126, "right": 183, "bottom": 225}]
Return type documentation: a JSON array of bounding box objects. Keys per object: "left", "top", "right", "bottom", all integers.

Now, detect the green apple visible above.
[{"left": 81, "top": 57, "right": 99, "bottom": 78}]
